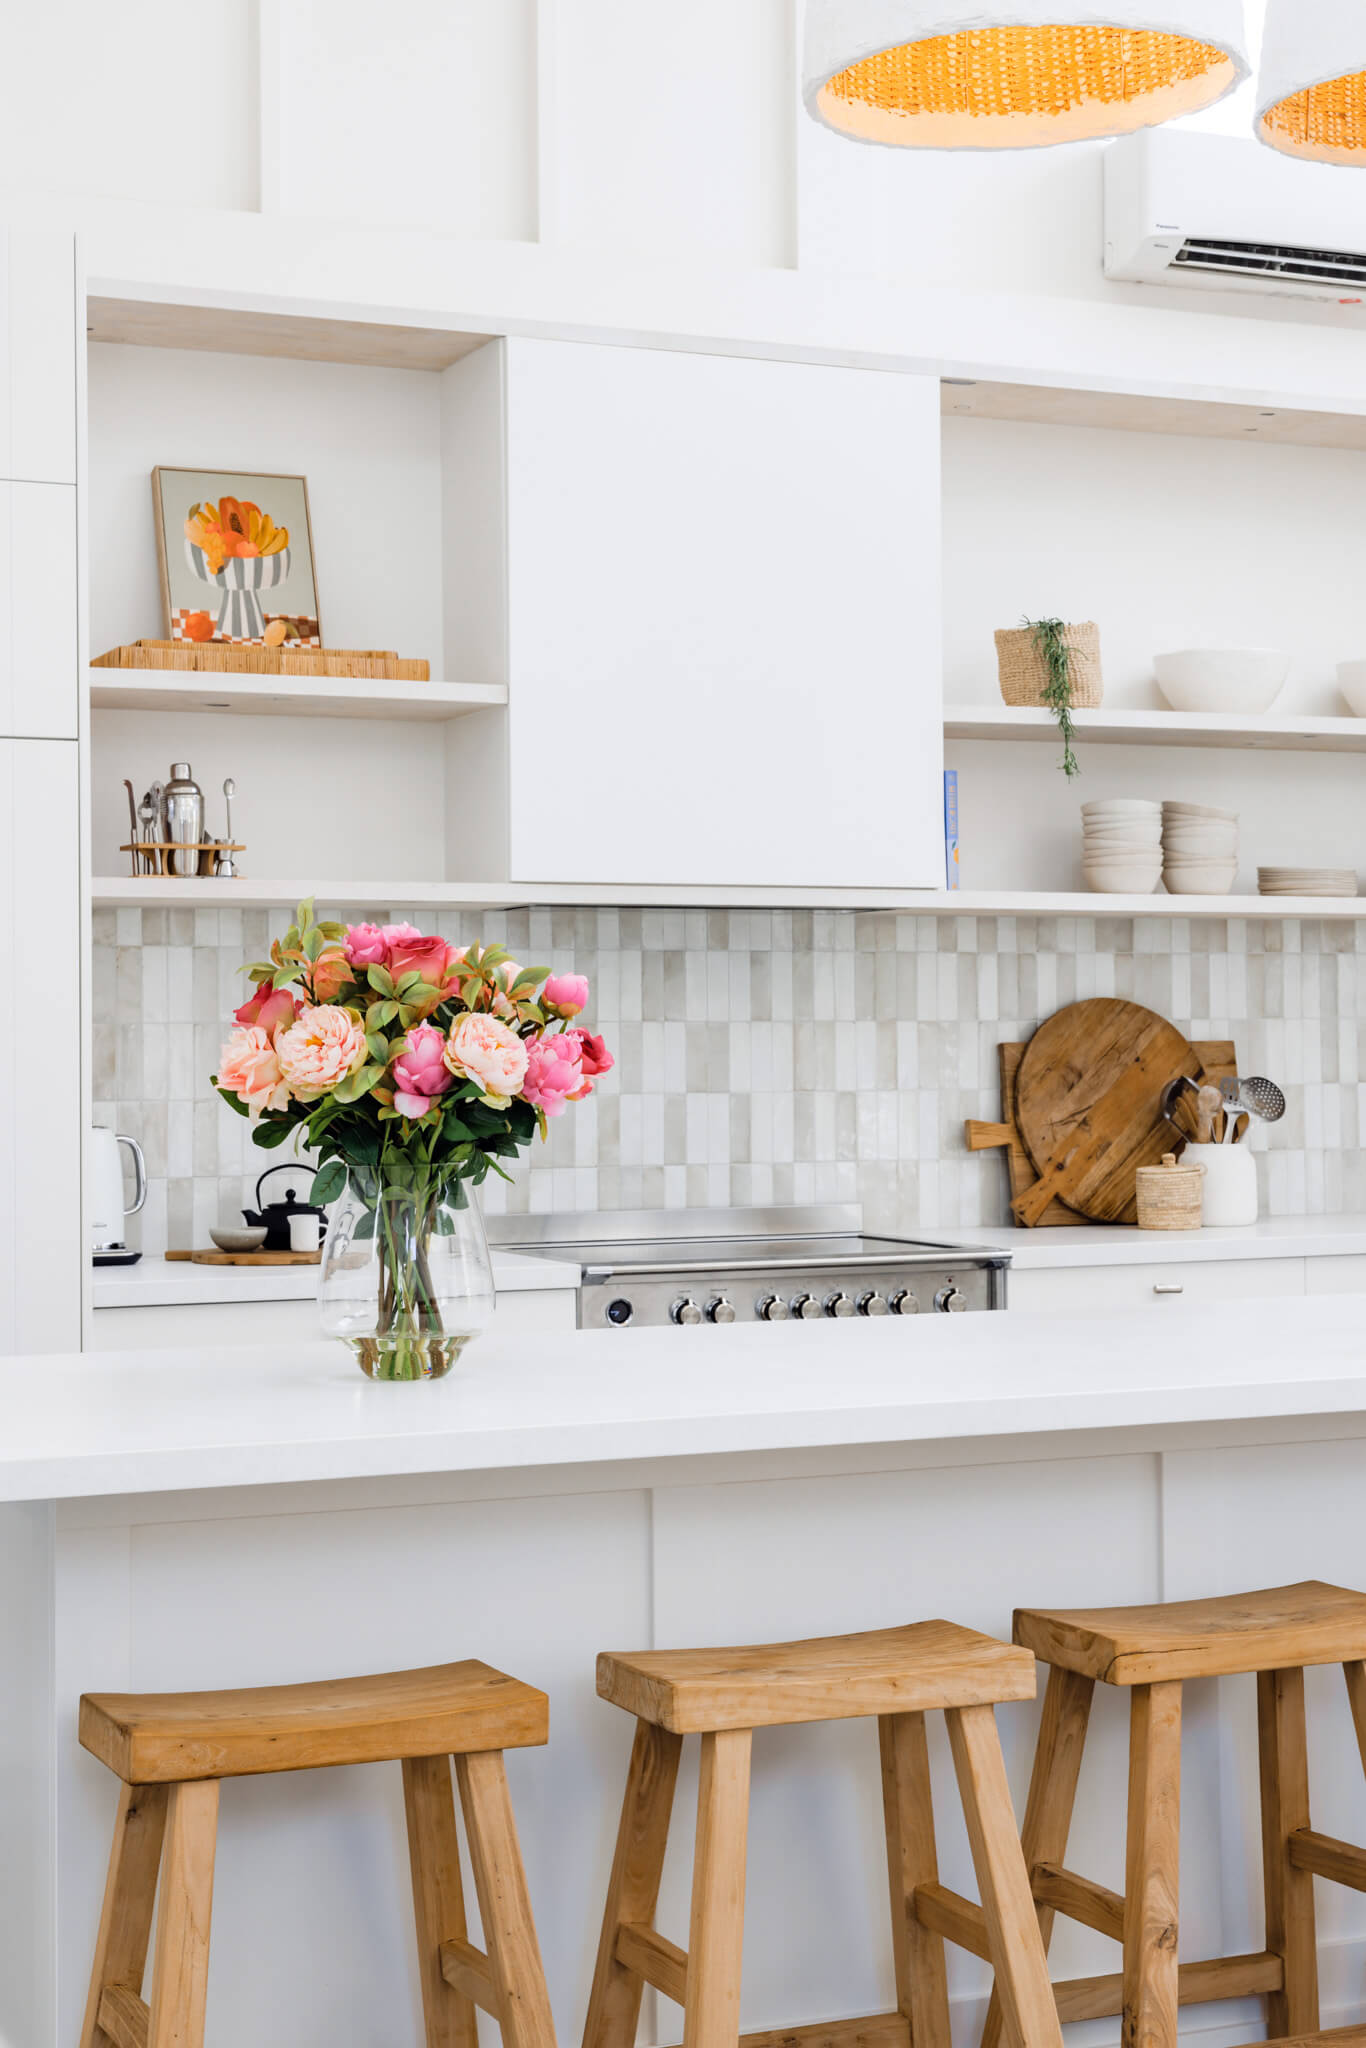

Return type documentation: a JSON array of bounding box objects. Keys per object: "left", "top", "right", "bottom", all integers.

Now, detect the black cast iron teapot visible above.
[{"left": 243, "top": 1164, "right": 329, "bottom": 1252}]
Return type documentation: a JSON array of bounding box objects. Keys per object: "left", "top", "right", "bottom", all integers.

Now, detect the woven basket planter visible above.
[{"left": 995, "top": 622, "right": 1103, "bottom": 709}]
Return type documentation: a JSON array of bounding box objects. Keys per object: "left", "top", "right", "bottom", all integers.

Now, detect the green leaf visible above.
[
  {"left": 366, "top": 999, "right": 398, "bottom": 1030},
  {"left": 214, "top": 1084, "right": 250, "bottom": 1119},
  {"left": 309, "top": 1161, "right": 346, "bottom": 1207},
  {"left": 365, "top": 1031, "right": 390, "bottom": 1065},
  {"left": 317, "top": 921, "right": 347, "bottom": 940},
  {"left": 367, "top": 964, "right": 395, "bottom": 997},
  {"left": 303, "top": 927, "right": 325, "bottom": 961},
  {"left": 296, "top": 896, "right": 316, "bottom": 930},
  {"left": 333, "top": 1062, "right": 384, "bottom": 1105},
  {"left": 511, "top": 966, "right": 549, "bottom": 992},
  {"left": 393, "top": 970, "right": 424, "bottom": 996},
  {"left": 272, "top": 964, "right": 304, "bottom": 990},
  {"left": 251, "top": 1119, "right": 296, "bottom": 1149}
]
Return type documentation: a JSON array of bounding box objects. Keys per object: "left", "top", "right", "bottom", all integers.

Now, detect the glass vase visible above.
[{"left": 318, "top": 1170, "right": 496, "bottom": 1381}]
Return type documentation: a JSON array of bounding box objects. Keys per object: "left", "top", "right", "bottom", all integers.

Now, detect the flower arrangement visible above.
[
  {"left": 185, "top": 497, "right": 290, "bottom": 577},
  {"left": 213, "top": 899, "right": 612, "bottom": 1378}
]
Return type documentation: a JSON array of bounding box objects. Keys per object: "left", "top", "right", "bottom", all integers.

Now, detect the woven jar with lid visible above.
[
  {"left": 995, "top": 622, "right": 1104, "bottom": 709},
  {"left": 1135, "top": 1152, "right": 1204, "bottom": 1232}
]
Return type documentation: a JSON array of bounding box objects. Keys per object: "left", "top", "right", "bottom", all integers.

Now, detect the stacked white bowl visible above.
[
  {"left": 1082, "top": 799, "right": 1163, "bottom": 893},
  {"left": 1161, "top": 802, "right": 1239, "bottom": 896},
  {"left": 1258, "top": 867, "right": 1359, "bottom": 898}
]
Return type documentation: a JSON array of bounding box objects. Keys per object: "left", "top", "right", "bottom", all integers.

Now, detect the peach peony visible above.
[
  {"left": 443, "top": 1011, "right": 529, "bottom": 1105},
  {"left": 275, "top": 1005, "right": 368, "bottom": 1101},
  {"left": 217, "top": 1024, "right": 290, "bottom": 1117}
]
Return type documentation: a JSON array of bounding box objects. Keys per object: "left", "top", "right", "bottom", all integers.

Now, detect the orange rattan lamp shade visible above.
[
  {"left": 804, "top": 2, "right": 1250, "bottom": 147},
  {"left": 1258, "top": 2, "right": 1366, "bottom": 166}
]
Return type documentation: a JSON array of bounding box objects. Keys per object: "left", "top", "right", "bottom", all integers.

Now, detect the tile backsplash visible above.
[{"left": 94, "top": 904, "right": 1366, "bottom": 1255}]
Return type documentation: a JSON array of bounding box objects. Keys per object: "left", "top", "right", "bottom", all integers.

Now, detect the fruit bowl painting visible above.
[{"left": 153, "top": 468, "right": 322, "bottom": 647}]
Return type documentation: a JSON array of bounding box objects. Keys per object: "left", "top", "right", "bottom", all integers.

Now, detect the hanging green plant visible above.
[{"left": 1027, "top": 616, "right": 1082, "bottom": 779}]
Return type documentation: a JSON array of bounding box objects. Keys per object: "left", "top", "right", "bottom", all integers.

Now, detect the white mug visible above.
[{"left": 289, "top": 1212, "right": 323, "bottom": 1253}]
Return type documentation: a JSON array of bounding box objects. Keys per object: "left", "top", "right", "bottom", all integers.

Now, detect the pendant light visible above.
[
  {"left": 1257, "top": 2, "right": 1366, "bottom": 166},
  {"left": 804, "top": 2, "right": 1250, "bottom": 148}
]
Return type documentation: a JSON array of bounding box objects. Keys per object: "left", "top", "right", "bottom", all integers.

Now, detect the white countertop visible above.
[
  {"left": 954, "top": 1214, "right": 1366, "bottom": 1269},
  {"left": 92, "top": 1248, "right": 582, "bottom": 1309},
  {"left": 9, "top": 1295, "right": 1366, "bottom": 1504}
]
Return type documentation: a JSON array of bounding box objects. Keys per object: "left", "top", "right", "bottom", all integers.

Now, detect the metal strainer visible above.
[{"left": 1219, "top": 1075, "right": 1287, "bottom": 1124}]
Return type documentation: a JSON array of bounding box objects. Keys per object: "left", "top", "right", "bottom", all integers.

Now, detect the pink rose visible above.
[
  {"left": 217, "top": 1024, "right": 290, "bottom": 1117},
  {"left": 275, "top": 1005, "right": 369, "bottom": 1101},
  {"left": 391, "top": 1022, "right": 454, "bottom": 1120},
  {"left": 542, "top": 972, "right": 590, "bottom": 1018},
  {"left": 384, "top": 929, "right": 462, "bottom": 990},
  {"left": 232, "top": 986, "right": 299, "bottom": 1041},
  {"left": 522, "top": 1033, "right": 585, "bottom": 1118},
  {"left": 345, "top": 923, "right": 388, "bottom": 968},
  {"left": 444, "top": 1012, "right": 529, "bottom": 1105}
]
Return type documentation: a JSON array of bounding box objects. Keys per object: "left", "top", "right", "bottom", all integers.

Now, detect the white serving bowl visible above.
[
  {"left": 1162, "top": 801, "right": 1239, "bottom": 823},
  {"left": 1338, "top": 662, "right": 1366, "bottom": 717},
  {"left": 1082, "top": 798, "right": 1162, "bottom": 817},
  {"left": 1084, "top": 863, "right": 1163, "bottom": 895},
  {"left": 1154, "top": 649, "right": 1290, "bottom": 715},
  {"left": 1163, "top": 865, "right": 1238, "bottom": 896}
]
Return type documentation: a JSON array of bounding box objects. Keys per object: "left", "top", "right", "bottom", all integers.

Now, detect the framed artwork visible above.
[{"left": 152, "top": 468, "right": 323, "bottom": 647}]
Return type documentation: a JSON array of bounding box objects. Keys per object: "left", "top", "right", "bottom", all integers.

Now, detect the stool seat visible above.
[
  {"left": 1014, "top": 1579, "right": 1366, "bottom": 1685},
  {"left": 596, "top": 1618, "right": 1035, "bottom": 1732},
  {"left": 80, "top": 1658, "right": 548, "bottom": 1784}
]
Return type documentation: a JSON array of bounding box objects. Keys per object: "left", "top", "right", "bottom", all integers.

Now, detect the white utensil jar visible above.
[{"left": 1182, "top": 1143, "right": 1258, "bottom": 1227}]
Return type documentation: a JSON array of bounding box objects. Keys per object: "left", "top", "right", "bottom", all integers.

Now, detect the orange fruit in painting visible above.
[
  {"left": 184, "top": 611, "right": 214, "bottom": 642},
  {"left": 262, "top": 618, "right": 288, "bottom": 647}
]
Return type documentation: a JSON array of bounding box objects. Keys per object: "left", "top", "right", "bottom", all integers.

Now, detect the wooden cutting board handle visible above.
[{"left": 964, "top": 1121, "right": 1014, "bottom": 1151}]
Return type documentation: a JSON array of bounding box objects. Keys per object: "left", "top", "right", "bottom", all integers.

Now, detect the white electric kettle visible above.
[{"left": 90, "top": 1126, "right": 146, "bottom": 1261}]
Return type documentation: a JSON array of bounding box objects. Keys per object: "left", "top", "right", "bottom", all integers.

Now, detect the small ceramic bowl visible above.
[
  {"left": 1155, "top": 649, "right": 1289, "bottom": 714},
  {"left": 209, "top": 1226, "right": 269, "bottom": 1254}
]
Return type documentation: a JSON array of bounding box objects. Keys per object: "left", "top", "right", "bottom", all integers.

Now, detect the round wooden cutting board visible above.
[{"left": 1013, "top": 997, "right": 1200, "bottom": 1226}]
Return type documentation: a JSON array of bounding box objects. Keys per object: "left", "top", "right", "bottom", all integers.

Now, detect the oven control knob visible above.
[
  {"left": 790, "top": 1293, "right": 823, "bottom": 1320},
  {"left": 858, "top": 1291, "right": 890, "bottom": 1318},
  {"left": 891, "top": 1289, "right": 920, "bottom": 1316},
  {"left": 825, "top": 1291, "right": 856, "bottom": 1318},
  {"left": 935, "top": 1286, "right": 968, "bottom": 1314},
  {"left": 671, "top": 1297, "right": 703, "bottom": 1326},
  {"left": 706, "top": 1297, "right": 736, "bottom": 1325},
  {"left": 757, "top": 1294, "right": 790, "bottom": 1322}
]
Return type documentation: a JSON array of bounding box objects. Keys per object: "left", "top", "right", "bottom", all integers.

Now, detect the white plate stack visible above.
[
  {"left": 1161, "top": 802, "right": 1239, "bottom": 896},
  {"left": 1082, "top": 799, "right": 1163, "bottom": 893},
  {"left": 1258, "top": 867, "right": 1359, "bottom": 898}
]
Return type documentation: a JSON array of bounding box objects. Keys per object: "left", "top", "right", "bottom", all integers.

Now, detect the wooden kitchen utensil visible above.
[
  {"left": 965, "top": 1031, "right": 1236, "bottom": 1227},
  {"left": 165, "top": 1249, "right": 322, "bottom": 1267}
]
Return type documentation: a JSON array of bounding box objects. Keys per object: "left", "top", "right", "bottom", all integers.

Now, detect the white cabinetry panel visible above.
[
  {"left": 505, "top": 340, "right": 942, "bottom": 892},
  {"left": 1306, "top": 1255, "right": 1366, "bottom": 1295},
  {"left": 0, "top": 481, "right": 78, "bottom": 738},
  {"left": 1009, "top": 1257, "right": 1305, "bottom": 1315},
  {"left": 0, "top": 740, "right": 81, "bottom": 1353},
  {"left": 0, "top": 231, "right": 76, "bottom": 485}
]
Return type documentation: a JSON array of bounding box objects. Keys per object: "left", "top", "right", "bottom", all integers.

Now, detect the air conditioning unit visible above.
[{"left": 1104, "top": 130, "right": 1366, "bottom": 303}]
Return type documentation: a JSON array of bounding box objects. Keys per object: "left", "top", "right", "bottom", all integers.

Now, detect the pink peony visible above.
[
  {"left": 217, "top": 1024, "right": 290, "bottom": 1117},
  {"left": 275, "top": 1005, "right": 369, "bottom": 1101},
  {"left": 572, "top": 1030, "right": 614, "bottom": 1079},
  {"left": 542, "top": 972, "right": 590, "bottom": 1018},
  {"left": 521, "top": 1033, "right": 585, "bottom": 1118},
  {"left": 345, "top": 923, "right": 389, "bottom": 968},
  {"left": 444, "top": 1012, "right": 529, "bottom": 1105},
  {"left": 232, "top": 985, "right": 300, "bottom": 1041},
  {"left": 391, "top": 1022, "right": 453, "bottom": 1120}
]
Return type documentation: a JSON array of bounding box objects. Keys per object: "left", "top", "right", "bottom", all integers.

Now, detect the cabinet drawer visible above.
[
  {"left": 0, "top": 481, "right": 77, "bottom": 738},
  {"left": 1306, "top": 1256, "right": 1366, "bottom": 1296},
  {"left": 1009, "top": 1258, "right": 1305, "bottom": 1316}
]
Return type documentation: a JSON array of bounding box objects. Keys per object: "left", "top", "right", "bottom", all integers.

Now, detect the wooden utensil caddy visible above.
[
  {"left": 120, "top": 842, "right": 245, "bottom": 877},
  {"left": 965, "top": 998, "right": 1238, "bottom": 1227}
]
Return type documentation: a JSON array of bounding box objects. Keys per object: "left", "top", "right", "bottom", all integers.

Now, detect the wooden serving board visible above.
[
  {"left": 166, "top": 1249, "right": 322, "bottom": 1267},
  {"left": 965, "top": 1018, "right": 1237, "bottom": 1228},
  {"left": 93, "top": 641, "right": 430, "bottom": 681}
]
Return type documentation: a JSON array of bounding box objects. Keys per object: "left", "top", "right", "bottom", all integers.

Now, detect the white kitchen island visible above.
[{"left": 9, "top": 1304, "right": 1366, "bottom": 2048}]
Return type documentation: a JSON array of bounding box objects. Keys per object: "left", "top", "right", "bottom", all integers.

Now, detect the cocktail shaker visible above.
[{"left": 162, "top": 762, "right": 204, "bottom": 877}]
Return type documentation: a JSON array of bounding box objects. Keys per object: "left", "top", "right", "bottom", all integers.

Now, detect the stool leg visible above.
[
  {"left": 146, "top": 1779, "right": 219, "bottom": 2048},
  {"left": 879, "top": 1711, "right": 951, "bottom": 2048},
  {"left": 1123, "top": 1682, "right": 1181, "bottom": 2048},
  {"left": 79, "top": 1782, "right": 169, "bottom": 2048},
  {"left": 982, "top": 1667, "right": 1094, "bottom": 2048},
  {"left": 456, "top": 1749, "right": 557, "bottom": 2048},
  {"left": 582, "top": 1718, "right": 683, "bottom": 2048},
  {"left": 1259, "top": 1666, "right": 1319, "bottom": 2037},
  {"left": 947, "top": 1704, "right": 1063, "bottom": 2048},
  {"left": 683, "top": 1728, "right": 752, "bottom": 2048},
  {"left": 404, "top": 1754, "right": 480, "bottom": 2048}
]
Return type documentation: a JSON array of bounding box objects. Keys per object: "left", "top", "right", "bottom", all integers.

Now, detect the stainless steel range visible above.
[{"left": 490, "top": 1205, "right": 1010, "bottom": 1328}]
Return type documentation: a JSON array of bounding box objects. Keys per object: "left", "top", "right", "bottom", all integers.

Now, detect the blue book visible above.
[{"left": 943, "top": 769, "right": 960, "bottom": 890}]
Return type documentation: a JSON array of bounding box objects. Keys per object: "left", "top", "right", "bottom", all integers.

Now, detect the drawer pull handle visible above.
[{"left": 1153, "top": 1283, "right": 1185, "bottom": 1297}]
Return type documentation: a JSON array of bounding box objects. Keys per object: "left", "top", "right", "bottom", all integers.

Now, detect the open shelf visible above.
[
  {"left": 90, "top": 668, "right": 507, "bottom": 723},
  {"left": 944, "top": 704, "right": 1366, "bottom": 754},
  {"left": 89, "top": 879, "right": 1366, "bottom": 918}
]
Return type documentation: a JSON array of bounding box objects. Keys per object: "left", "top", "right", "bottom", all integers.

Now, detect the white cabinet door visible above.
[
  {"left": 1009, "top": 1257, "right": 1305, "bottom": 1315},
  {"left": 0, "top": 480, "right": 79, "bottom": 738},
  {"left": 0, "top": 231, "right": 77, "bottom": 485},
  {"left": 0, "top": 739, "right": 81, "bottom": 1353},
  {"left": 1306, "top": 1255, "right": 1366, "bottom": 1295},
  {"left": 505, "top": 340, "right": 943, "bottom": 892}
]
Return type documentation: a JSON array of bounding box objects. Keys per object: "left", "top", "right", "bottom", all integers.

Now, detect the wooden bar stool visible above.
[
  {"left": 583, "top": 1619, "right": 1065, "bottom": 2048},
  {"left": 987, "top": 1578, "right": 1366, "bottom": 2048},
  {"left": 78, "top": 1659, "right": 556, "bottom": 2048}
]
